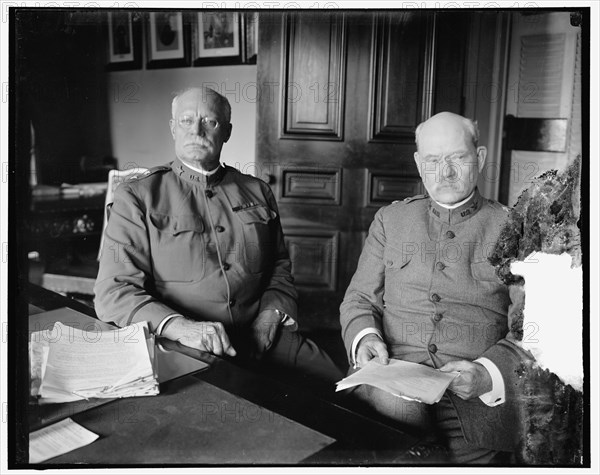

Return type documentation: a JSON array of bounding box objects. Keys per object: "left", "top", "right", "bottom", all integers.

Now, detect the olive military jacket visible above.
[
  {"left": 94, "top": 159, "right": 297, "bottom": 333},
  {"left": 340, "top": 188, "right": 531, "bottom": 452}
]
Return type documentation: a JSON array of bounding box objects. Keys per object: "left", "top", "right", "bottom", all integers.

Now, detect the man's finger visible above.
[
  {"left": 439, "top": 360, "right": 467, "bottom": 372},
  {"left": 211, "top": 332, "right": 224, "bottom": 355},
  {"left": 373, "top": 342, "right": 389, "bottom": 365},
  {"left": 356, "top": 347, "right": 376, "bottom": 367},
  {"left": 214, "top": 324, "right": 237, "bottom": 357}
]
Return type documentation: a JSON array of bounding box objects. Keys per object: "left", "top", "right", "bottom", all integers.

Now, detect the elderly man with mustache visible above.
[
  {"left": 95, "top": 87, "right": 342, "bottom": 385},
  {"left": 340, "top": 112, "right": 531, "bottom": 463}
]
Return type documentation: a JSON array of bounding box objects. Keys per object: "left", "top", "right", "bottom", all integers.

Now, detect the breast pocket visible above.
[
  {"left": 234, "top": 205, "right": 276, "bottom": 274},
  {"left": 470, "top": 260, "right": 499, "bottom": 283},
  {"left": 471, "top": 260, "right": 506, "bottom": 306},
  {"left": 148, "top": 213, "right": 206, "bottom": 282},
  {"left": 383, "top": 247, "right": 412, "bottom": 305}
]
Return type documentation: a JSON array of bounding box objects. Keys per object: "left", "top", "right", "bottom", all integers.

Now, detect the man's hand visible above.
[
  {"left": 250, "top": 309, "right": 282, "bottom": 359},
  {"left": 356, "top": 334, "right": 389, "bottom": 367},
  {"left": 439, "top": 360, "right": 492, "bottom": 400},
  {"left": 161, "top": 316, "right": 236, "bottom": 357}
]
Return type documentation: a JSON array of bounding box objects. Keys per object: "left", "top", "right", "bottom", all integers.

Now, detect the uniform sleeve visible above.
[
  {"left": 479, "top": 283, "right": 534, "bottom": 405},
  {"left": 257, "top": 186, "right": 298, "bottom": 327},
  {"left": 94, "top": 183, "right": 177, "bottom": 332},
  {"left": 339, "top": 208, "right": 386, "bottom": 363}
]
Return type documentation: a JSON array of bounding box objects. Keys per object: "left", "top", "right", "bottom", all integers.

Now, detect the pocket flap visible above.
[
  {"left": 471, "top": 261, "right": 498, "bottom": 282},
  {"left": 150, "top": 214, "right": 204, "bottom": 235},
  {"left": 235, "top": 205, "right": 276, "bottom": 224}
]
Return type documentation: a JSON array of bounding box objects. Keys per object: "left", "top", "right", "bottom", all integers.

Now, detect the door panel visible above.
[
  {"left": 281, "top": 13, "right": 346, "bottom": 140},
  {"left": 368, "top": 12, "right": 427, "bottom": 142}
]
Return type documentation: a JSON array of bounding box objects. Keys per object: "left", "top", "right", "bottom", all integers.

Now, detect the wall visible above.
[{"left": 107, "top": 65, "right": 258, "bottom": 174}]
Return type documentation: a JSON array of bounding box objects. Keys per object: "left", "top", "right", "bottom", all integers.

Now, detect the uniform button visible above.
[
  {"left": 229, "top": 298, "right": 236, "bottom": 307},
  {"left": 428, "top": 343, "right": 438, "bottom": 354},
  {"left": 222, "top": 263, "right": 230, "bottom": 271},
  {"left": 215, "top": 225, "right": 225, "bottom": 232},
  {"left": 386, "top": 260, "right": 393, "bottom": 266},
  {"left": 433, "top": 313, "right": 443, "bottom": 322},
  {"left": 446, "top": 230, "right": 455, "bottom": 239},
  {"left": 436, "top": 262, "right": 446, "bottom": 271},
  {"left": 205, "top": 189, "right": 214, "bottom": 198},
  {"left": 431, "top": 293, "right": 441, "bottom": 303}
]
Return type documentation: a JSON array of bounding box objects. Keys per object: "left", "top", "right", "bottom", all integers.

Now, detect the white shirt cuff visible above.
[
  {"left": 276, "top": 310, "right": 296, "bottom": 327},
  {"left": 156, "top": 313, "right": 183, "bottom": 336},
  {"left": 475, "top": 357, "right": 505, "bottom": 406},
  {"left": 351, "top": 327, "right": 383, "bottom": 369}
]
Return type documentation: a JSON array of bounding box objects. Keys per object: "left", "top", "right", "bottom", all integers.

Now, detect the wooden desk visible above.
[{"left": 26, "top": 283, "right": 428, "bottom": 466}]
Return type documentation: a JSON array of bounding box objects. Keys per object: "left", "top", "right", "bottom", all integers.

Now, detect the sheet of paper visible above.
[
  {"left": 336, "top": 359, "right": 459, "bottom": 404},
  {"left": 29, "top": 417, "right": 99, "bottom": 463},
  {"left": 39, "top": 321, "right": 157, "bottom": 400}
]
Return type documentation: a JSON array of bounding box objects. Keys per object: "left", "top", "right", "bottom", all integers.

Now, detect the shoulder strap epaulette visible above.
[
  {"left": 486, "top": 198, "right": 511, "bottom": 213},
  {"left": 125, "top": 165, "right": 170, "bottom": 181},
  {"left": 392, "top": 193, "right": 427, "bottom": 205}
]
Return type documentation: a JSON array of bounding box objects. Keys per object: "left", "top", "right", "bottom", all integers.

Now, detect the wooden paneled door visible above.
[{"left": 256, "top": 11, "right": 469, "bottom": 330}]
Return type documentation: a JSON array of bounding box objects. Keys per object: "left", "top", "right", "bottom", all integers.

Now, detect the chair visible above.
[
  {"left": 97, "top": 168, "right": 149, "bottom": 260},
  {"left": 39, "top": 167, "right": 148, "bottom": 299}
]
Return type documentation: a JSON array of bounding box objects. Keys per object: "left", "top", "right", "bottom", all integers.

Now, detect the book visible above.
[{"left": 335, "top": 359, "right": 459, "bottom": 405}]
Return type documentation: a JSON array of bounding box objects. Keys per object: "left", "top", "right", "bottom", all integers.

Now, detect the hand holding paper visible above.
[{"left": 336, "top": 359, "right": 459, "bottom": 405}]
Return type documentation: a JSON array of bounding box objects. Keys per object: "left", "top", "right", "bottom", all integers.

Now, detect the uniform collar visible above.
[
  {"left": 172, "top": 157, "right": 226, "bottom": 187},
  {"left": 428, "top": 188, "right": 483, "bottom": 225}
]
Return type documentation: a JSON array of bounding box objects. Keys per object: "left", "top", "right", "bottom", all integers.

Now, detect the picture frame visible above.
[
  {"left": 194, "top": 12, "right": 242, "bottom": 66},
  {"left": 146, "top": 11, "right": 190, "bottom": 69},
  {"left": 106, "top": 11, "right": 142, "bottom": 71},
  {"left": 242, "top": 12, "right": 258, "bottom": 64}
]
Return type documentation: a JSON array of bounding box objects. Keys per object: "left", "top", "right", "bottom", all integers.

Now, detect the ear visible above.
[
  {"left": 223, "top": 123, "right": 232, "bottom": 143},
  {"left": 169, "top": 119, "right": 176, "bottom": 140},
  {"left": 476, "top": 146, "right": 487, "bottom": 173},
  {"left": 413, "top": 152, "right": 422, "bottom": 176}
]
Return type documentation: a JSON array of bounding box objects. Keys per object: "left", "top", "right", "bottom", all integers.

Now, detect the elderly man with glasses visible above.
[
  {"left": 95, "top": 87, "right": 342, "bottom": 385},
  {"left": 340, "top": 112, "right": 531, "bottom": 463}
]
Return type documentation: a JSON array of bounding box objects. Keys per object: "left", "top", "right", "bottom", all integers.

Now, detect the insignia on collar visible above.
[{"left": 431, "top": 208, "right": 440, "bottom": 217}]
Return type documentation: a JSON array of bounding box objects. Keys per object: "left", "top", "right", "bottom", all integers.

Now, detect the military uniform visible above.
[
  {"left": 95, "top": 158, "right": 341, "bottom": 383},
  {"left": 340, "top": 188, "right": 530, "bottom": 456}
]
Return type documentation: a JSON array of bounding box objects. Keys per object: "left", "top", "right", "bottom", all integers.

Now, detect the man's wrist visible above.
[{"left": 160, "top": 315, "right": 185, "bottom": 340}]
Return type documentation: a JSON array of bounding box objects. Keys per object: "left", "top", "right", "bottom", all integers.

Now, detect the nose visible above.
[
  {"left": 443, "top": 161, "right": 458, "bottom": 179},
  {"left": 192, "top": 121, "right": 205, "bottom": 136}
]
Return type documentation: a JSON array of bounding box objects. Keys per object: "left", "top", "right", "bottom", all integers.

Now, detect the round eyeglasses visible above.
[{"left": 177, "top": 115, "right": 221, "bottom": 131}]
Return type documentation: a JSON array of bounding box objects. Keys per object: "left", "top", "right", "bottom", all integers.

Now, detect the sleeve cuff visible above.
[
  {"left": 351, "top": 327, "right": 383, "bottom": 369},
  {"left": 475, "top": 357, "right": 505, "bottom": 406},
  {"left": 156, "top": 313, "right": 184, "bottom": 335}
]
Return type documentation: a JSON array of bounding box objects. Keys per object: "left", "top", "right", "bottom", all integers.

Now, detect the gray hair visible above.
[
  {"left": 415, "top": 116, "right": 479, "bottom": 149},
  {"left": 171, "top": 87, "right": 231, "bottom": 123}
]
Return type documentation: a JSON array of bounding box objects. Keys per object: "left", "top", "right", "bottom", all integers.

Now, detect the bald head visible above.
[
  {"left": 413, "top": 112, "right": 487, "bottom": 205},
  {"left": 171, "top": 87, "right": 231, "bottom": 123},
  {"left": 415, "top": 112, "right": 479, "bottom": 151}
]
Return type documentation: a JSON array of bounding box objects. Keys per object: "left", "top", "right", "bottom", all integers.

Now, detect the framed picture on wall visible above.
[
  {"left": 193, "top": 12, "right": 242, "bottom": 66},
  {"left": 242, "top": 12, "right": 258, "bottom": 64},
  {"left": 106, "top": 12, "right": 142, "bottom": 70},
  {"left": 146, "top": 11, "right": 190, "bottom": 69}
]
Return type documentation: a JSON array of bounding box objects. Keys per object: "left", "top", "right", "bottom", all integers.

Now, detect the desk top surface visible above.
[{"left": 25, "top": 283, "right": 422, "bottom": 466}]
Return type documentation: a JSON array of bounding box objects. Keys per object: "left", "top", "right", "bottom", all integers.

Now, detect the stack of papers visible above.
[
  {"left": 30, "top": 321, "right": 159, "bottom": 403},
  {"left": 336, "top": 359, "right": 459, "bottom": 405}
]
